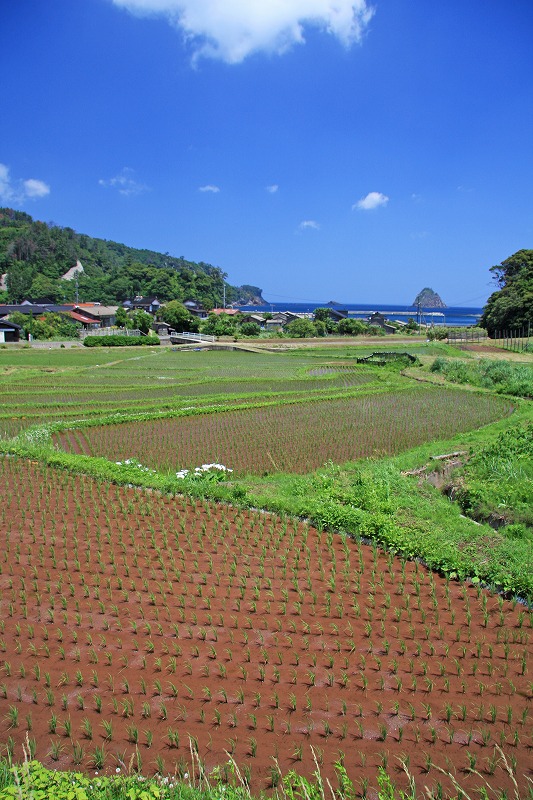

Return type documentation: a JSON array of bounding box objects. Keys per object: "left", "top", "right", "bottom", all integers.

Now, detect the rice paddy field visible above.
[
  {"left": 55, "top": 388, "right": 513, "bottom": 475},
  {"left": 0, "top": 343, "right": 531, "bottom": 798}
]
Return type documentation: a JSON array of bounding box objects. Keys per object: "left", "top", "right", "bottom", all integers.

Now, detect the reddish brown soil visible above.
[{"left": 0, "top": 458, "right": 531, "bottom": 797}]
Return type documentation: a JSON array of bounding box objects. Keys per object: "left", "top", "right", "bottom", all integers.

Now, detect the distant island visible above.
[{"left": 412, "top": 288, "right": 447, "bottom": 308}]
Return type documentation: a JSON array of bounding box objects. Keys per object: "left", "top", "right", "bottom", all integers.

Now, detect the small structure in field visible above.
[{"left": 0, "top": 320, "right": 22, "bottom": 343}]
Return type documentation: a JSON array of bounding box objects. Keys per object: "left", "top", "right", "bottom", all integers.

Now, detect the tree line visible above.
[{"left": 0, "top": 207, "right": 261, "bottom": 309}]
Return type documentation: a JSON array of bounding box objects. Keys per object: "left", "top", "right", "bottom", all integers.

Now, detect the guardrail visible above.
[{"left": 170, "top": 332, "right": 216, "bottom": 343}]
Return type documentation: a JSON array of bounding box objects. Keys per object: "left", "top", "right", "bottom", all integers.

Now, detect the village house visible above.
[
  {"left": 239, "top": 313, "right": 266, "bottom": 328},
  {"left": 152, "top": 320, "right": 173, "bottom": 336},
  {"left": 209, "top": 308, "right": 241, "bottom": 318},
  {"left": 0, "top": 302, "right": 76, "bottom": 319},
  {"left": 183, "top": 300, "right": 209, "bottom": 320},
  {"left": 123, "top": 296, "right": 161, "bottom": 314},
  {"left": 368, "top": 312, "right": 396, "bottom": 334},
  {"left": 264, "top": 311, "right": 307, "bottom": 331},
  {"left": 324, "top": 307, "right": 349, "bottom": 322},
  {"left": 72, "top": 304, "right": 118, "bottom": 327}
]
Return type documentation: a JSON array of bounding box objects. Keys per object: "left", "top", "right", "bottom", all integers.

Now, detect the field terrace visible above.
[{"left": 0, "top": 344, "right": 531, "bottom": 798}]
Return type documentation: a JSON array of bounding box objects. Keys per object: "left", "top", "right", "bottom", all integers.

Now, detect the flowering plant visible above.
[{"left": 176, "top": 463, "right": 233, "bottom": 482}]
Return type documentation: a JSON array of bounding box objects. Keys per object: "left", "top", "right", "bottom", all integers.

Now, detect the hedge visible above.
[{"left": 83, "top": 335, "right": 160, "bottom": 347}]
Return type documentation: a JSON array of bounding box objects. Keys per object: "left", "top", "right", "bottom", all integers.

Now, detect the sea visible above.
[{"left": 235, "top": 302, "right": 483, "bottom": 327}]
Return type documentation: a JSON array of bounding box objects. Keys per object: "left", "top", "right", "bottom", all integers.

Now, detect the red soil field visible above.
[{"left": 0, "top": 458, "right": 531, "bottom": 796}]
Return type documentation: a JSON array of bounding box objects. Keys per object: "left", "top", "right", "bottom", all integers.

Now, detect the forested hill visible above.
[{"left": 0, "top": 207, "right": 264, "bottom": 308}]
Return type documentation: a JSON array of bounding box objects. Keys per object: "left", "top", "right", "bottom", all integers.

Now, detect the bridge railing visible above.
[{"left": 170, "top": 332, "right": 216, "bottom": 342}]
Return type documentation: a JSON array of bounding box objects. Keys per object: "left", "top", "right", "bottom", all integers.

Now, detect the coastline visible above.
[{"left": 236, "top": 302, "right": 483, "bottom": 327}]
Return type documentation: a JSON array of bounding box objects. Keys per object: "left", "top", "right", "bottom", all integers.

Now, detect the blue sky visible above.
[{"left": 1, "top": 0, "right": 531, "bottom": 305}]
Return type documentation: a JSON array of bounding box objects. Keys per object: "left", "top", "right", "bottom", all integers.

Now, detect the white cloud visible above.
[
  {"left": 99, "top": 167, "right": 149, "bottom": 197},
  {"left": 0, "top": 163, "right": 50, "bottom": 204},
  {"left": 266, "top": 184, "right": 279, "bottom": 194},
  {"left": 298, "top": 219, "right": 320, "bottom": 230},
  {"left": 198, "top": 184, "right": 220, "bottom": 193},
  {"left": 353, "top": 191, "right": 389, "bottom": 211},
  {"left": 110, "top": 0, "right": 374, "bottom": 63},
  {"left": 22, "top": 178, "right": 50, "bottom": 199}
]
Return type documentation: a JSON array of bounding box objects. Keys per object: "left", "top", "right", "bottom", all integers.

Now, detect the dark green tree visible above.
[
  {"left": 129, "top": 309, "right": 153, "bottom": 334},
  {"left": 29, "top": 313, "right": 80, "bottom": 340},
  {"left": 285, "top": 318, "right": 316, "bottom": 338},
  {"left": 337, "top": 318, "right": 366, "bottom": 336},
  {"left": 29, "top": 274, "right": 62, "bottom": 302},
  {"left": 160, "top": 300, "right": 200, "bottom": 332},
  {"left": 9, "top": 311, "right": 31, "bottom": 339},
  {"left": 313, "top": 308, "right": 338, "bottom": 333},
  {"left": 115, "top": 306, "right": 129, "bottom": 328},
  {"left": 239, "top": 321, "right": 261, "bottom": 337},
  {"left": 201, "top": 312, "right": 237, "bottom": 336},
  {"left": 480, "top": 250, "right": 533, "bottom": 336},
  {"left": 6, "top": 261, "right": 34, "bottom": 302}
]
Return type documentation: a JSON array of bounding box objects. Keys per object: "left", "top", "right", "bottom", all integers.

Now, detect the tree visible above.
[
  {"left": 160, "top": 300, "right": 200, "bottom": 332},
  {"left": 115, "top": 306, "right": 129, "bottom": 328},
  {"left": 6, "top": 261, "right": 34, "bottom": 302},
  {"left": 313, "top": 307, "right": 332, "bottom": 323},
  {"left": 129, "top": 309, "right": 153, "bottom": 334},
  {"left": 201, "top": 312, "right": 237, "bottom": 337},
  {"left": 313, "top": 308, "right": 338, "bottom": 333},
  {"left": 285, "top": 318, "right": 316, "bottom": 338},
  {"left": 337, "top": 318, "right": 366, "bottom": 336},
  {"left": 9, "top": 311, "right": 31, "bottom": 339},
  {"left": 27, "top": 312, "right": 80, "bottom": 340},
  {"left": 480, "top": 250, "right": 533, "bottom": 336},
  {"left": 239, "top": 321, "right": 261, "bottom": 337},
  {"left": 29, "top": 274, "right": 62, "bottom": 302},
  {"left": 404, "top": 318, "right": 419, "bottom": 333}
]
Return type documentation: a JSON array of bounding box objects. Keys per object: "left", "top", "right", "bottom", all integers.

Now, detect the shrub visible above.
[
  {"left": 83, "top": 335, "right": 160, "bottom": 347},
  {"left": 430, "top": 357, "right": 533, "bottom": 398},
  {"left": 239, "top": 322, "right": 261, "bottom": 337},
  {"left": 427, "top": 327, "right": 449, "bottom": 340}
]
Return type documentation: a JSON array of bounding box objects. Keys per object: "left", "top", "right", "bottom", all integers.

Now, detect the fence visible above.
[
  {"left": 492, "top": 327, "right": 531, "bottom": 353},
  {"left": 78, "top": 327, "right": 142, "bottom": 339},
  {"left": 447, "top": 328, "right": 488, "bottom": 344}
]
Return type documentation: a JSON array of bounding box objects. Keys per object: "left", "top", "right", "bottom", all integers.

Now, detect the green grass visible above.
[
  {"left": 449, "top": 422, "right": 533, "bottom": 532},
  {"left": 1, "top": 751, "right": 531, "bottom": 800},
  {"left": 431, "top": 356, "right": 533, "bottom": 397}
]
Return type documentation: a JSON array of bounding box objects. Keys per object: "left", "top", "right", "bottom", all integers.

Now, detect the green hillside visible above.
[{"left": 0, "top": 207, "right": 263, "bottom": 308}]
